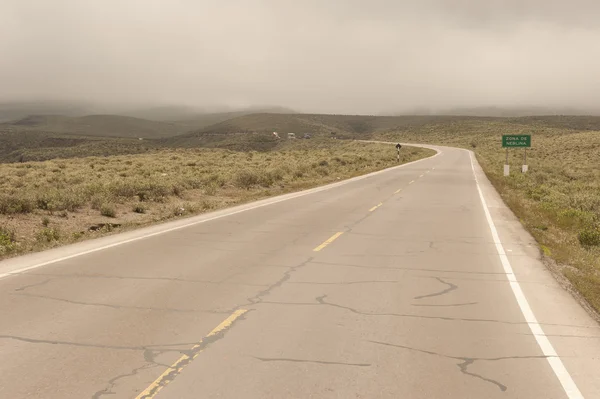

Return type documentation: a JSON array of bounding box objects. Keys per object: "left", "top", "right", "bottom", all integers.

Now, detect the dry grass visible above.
[
  {"left": 0, "top": 140, "right": 433, "bottom": 259},
  {"left": 377, "top": 120, "right": 600, "bottom": 313}
]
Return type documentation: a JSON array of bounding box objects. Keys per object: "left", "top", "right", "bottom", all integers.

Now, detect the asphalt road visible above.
[{"left": 1, "top": 145, "right": 600, "bottom": 399}]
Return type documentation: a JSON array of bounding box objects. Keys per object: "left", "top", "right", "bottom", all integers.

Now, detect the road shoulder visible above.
[{"left": 470, "top": 148, "right": 600, "bottom": 398}]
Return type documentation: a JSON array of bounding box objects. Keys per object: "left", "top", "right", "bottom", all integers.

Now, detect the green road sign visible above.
[{"left": 502, "top": 135, "right": 531, "bottom": 148}]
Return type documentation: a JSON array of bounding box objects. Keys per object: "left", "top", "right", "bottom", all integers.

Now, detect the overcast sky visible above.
[{"left": 2, "top": 0, "right": 600, "bottom": 114}]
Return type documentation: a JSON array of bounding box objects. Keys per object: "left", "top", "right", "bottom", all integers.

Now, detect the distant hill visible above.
[
  {"left": 0, "top": 101, "right": 296, "bottom": 123},
  {"left": 173, "top": 111, "right": 293, "bottom": 131},
  {"left": 118, "top": 105, "right": 206, "bottom": 121},
  {"left": 506, "top": 115, "right": 600, "bottom": 131},
  {"left": 112, "top": 105, "right": 298, "bottom": 133},
  {"left": 0, "top": 106, "right": 299, "bottom": 141},
  {"left": 0, "top": 129, "right": 158, "bottom": 163},
  {"left": 161, "top": 113, "right": 479, "bottom": 147},
  {"left": 393, "top": 106, "right": 600, "bottom": 117},
  {"left": 0, "top": 101, "right": 96, "bottom": 122},
  {"left": 2, "top": 114, "right": 189, "bottom": 139},
  {"left": 3, "top": 111, "right": 600, "bottom": 163},
  {"left": 119, "top": 105, "right": 296, "bottom": 122}
]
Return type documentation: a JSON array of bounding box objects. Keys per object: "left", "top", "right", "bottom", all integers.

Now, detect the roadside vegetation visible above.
[
  {"left": 0, "top": 140, "right": 433, "bottom": 259},
  {"left": 377, "top": 119, "right": 600, "bottom": 313}
]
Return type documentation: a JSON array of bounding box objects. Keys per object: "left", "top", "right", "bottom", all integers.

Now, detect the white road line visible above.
[
  {"left": 469, "top": 151, "right": 584, "bottom": 399},
  {"left": 0, "top": 148, "right": 442, "bottom": 280}
]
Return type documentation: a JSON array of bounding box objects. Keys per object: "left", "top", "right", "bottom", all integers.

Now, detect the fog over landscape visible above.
[{"left": 2, "top": 0, "right": 600, "bottom": 115}]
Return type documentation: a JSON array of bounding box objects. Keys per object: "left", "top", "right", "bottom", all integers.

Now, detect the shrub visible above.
[
  {"left": 526, "top": 185, "right": 551, "bottom": 202},
  {"left": 234, "top": 170, "right": 259, "bottom": 189},
  {"left": 316, "top": 167, "right": 329, "bottom": 176},
  {"left": 173, "top": 205, "right": 191, "bottom": 216},
  {"left": 204, "top": 183, "right": 218, "bottom": 196},
  {"left": 172, "top": 185, "right": 183, "bottom": 197},
  {"left": 132, "top": 204, "right": 146, "bottom": 214},
  {"left": 183, "top": 177, "right": 203, "bottom": 189},
  {"left": 579, "top": 229, "right": 600, "bottom": 247},
  {"left": 37, "top": 227, "right": 60, "bottom": 243},
  {"left": 72, "top": 232, "right": 84, "bottom": 240},
  {"left": 0, "top": 195, "right": 34, "bottom": 215},
  {"left": 100, "top": 204, "right": 117, "bottom": 218},
  {"left": 268, "top": 168, "right": 284, "bottom": 181},
  {"left": 36, "top": 190, "right": 84, "bottom": 212},
  {"left": 257, "top": 169, "right": 284, "bottom": 187},
  {"left": 569, "top": 192, "right": 600, "bottom": 213},
  {"left": 200, "top": 200, "right": 214, "bottom": 210},
  {"left": 144, "top": 182, "right": 171, "bottom": 199},
  {"left": 42, "top": 217, "right": 50, "bottom": 227},
  {"left": 90, "top": 195, "right": 106, "bottom": 210},
  {"left": 0, "top": 227, "right": 16, "bottom": 254},
  {"left": 557, "top": 208, "right": 596, "bottom": 229},
  {"left": 137, "top": 191, "right": 150, "bottom": 202},
  {"left": 107, "top": 181, "right": 137, "bottom": 198}
]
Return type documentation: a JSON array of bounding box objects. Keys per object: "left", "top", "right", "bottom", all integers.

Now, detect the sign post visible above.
[
  {"left": 395, "top": 143, "right": 402, "bottom": 162},
  {"left": 502, "top": 134, "right": 531, "bottom": 175}
]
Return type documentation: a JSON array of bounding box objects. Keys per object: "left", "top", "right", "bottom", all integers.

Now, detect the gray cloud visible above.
[{"left": 1, "top": 0, "right": 600, "bottom": 114}]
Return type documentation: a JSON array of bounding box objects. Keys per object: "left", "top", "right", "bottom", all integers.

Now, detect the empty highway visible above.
[{"left": 1, "top": 144, "right": 600, "bottom": 398}]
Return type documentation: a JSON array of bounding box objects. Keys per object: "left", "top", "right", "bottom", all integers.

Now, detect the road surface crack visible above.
[
  {"left": 92, "top": 363, "right": 158, "bottom": 399},
  {"left": 259, "top": 295, "right": 580, "bottom": 327},
  {"left": 414, "top": 277, "right": 457, "bottom": 300},
  {"left": 0, "top": 319, "right": 249, "bottom": 398},
  {"left": 16, "top": 271, "right": 267, "bottom": 287},
  {"left": 12, "top": 292, "right": 228, "bottom": 314},
  {"left": 342, "top": 231, "right": 496, "bottom": 246},
  {"left": 14, "top": 278, "right": 55, "bottom": 292},
  {"left": 288, "top": 280, "right": 401, "bottom": 286},
  {"left": 412, "top": 302, "right": 477, "bottom": 307},
  {"left": 369, "top": 340, "right": 552, "bottom": 392},
  {"left": 312, "top": 260, "right": 507, "bottom": 275},
  {"left": 242, "top": 256, "right": 314, "bottom": 307},
  {"left": 0, "top": 334, "right": 199, "bottom": 352},
  {"left": 253, "top": 357, "right": 370, "bottom": 367},
  {"left": 135, "top": 310, "right": 249, "bottom": 399},
  {"left": 218, "top": 230, "right": 312, "bottom": 284}
]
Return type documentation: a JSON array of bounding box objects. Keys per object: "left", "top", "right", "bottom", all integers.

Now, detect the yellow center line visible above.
[
  {"left": 426, "top": 170, "right": 430, "bottom": 174},
  {"left": 368, "top": 203, "right": 383, "bottom": 212},
  {"left": 409, "top": 180, "right": 415, "bottom": 184},
  {"left": 313, "top": 232, "right": 344, "bottom": 252},
  {"left": 135, "top": 309, "right": 248, "bottom": 399},
  {"left": 394, "top": 189, "right": 402, "bottom": 194},
  {"left": 419, "top": 174, "right": 424, "bottom": 178}
]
